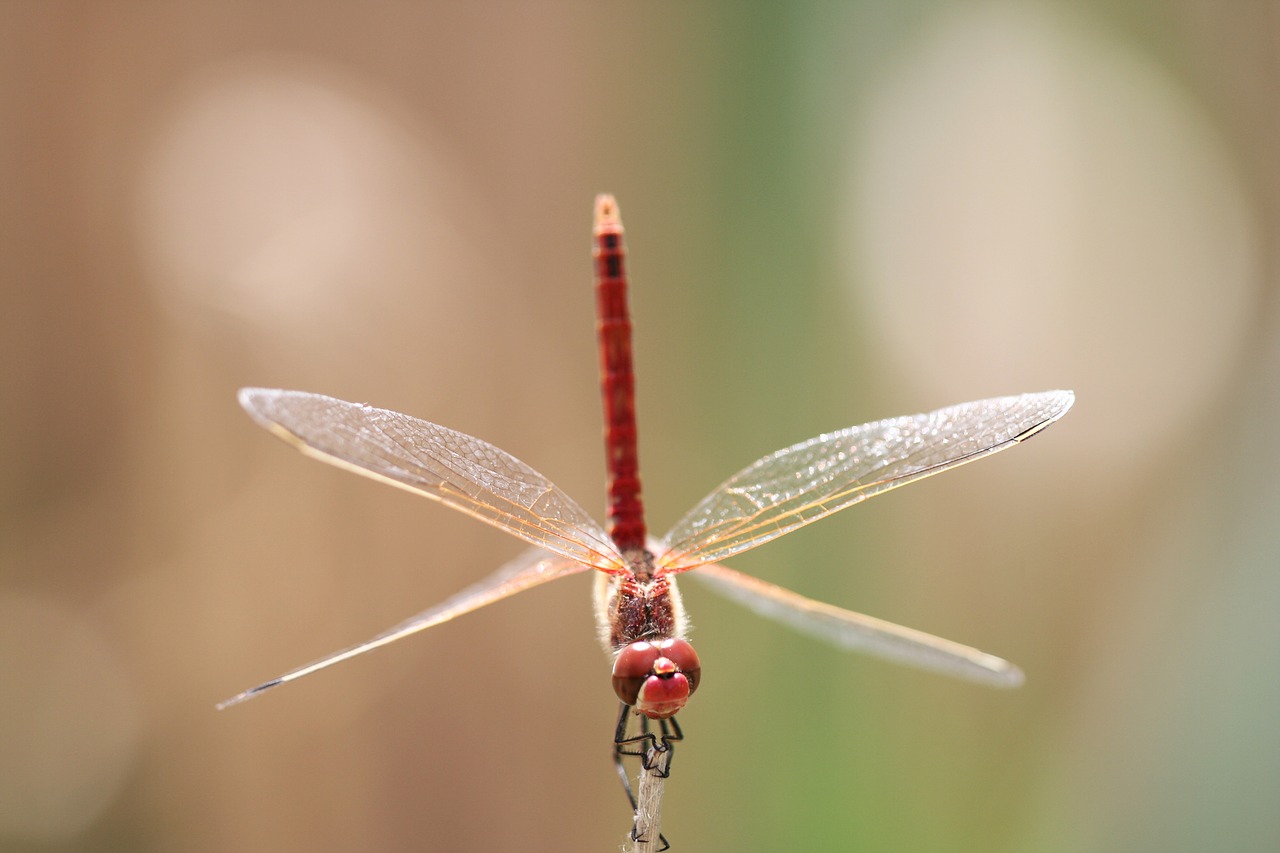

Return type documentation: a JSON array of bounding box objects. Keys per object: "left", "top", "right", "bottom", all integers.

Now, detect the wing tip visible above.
[
  {"left": 238, "top": 386, "right": 275, "bottom": 406},
  {"left": 238, "top": 387, "right": 343, "bottom": 436},
  {"left": 988, "top": 660, "right": 1026, "bottom": 689},
  {"left": 216, "top": 677, "right": 284, "bottom": 710},
  {"left": 1019, "top": 388, "right": 1074, "bottom": 413},
  {"left": 1011, "top": 389, "right": 1074, "bottom": 442},
  {"left": 237, "top": 387, "right": 290, "bottom": 424},
  {"left": 1044, "top": 388, "right": 1075, "bottom": 413}
]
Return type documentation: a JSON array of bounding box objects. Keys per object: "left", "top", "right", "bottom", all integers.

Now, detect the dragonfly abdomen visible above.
[{"left": 593, "top": 194, "right": 647, "bottom": 554}]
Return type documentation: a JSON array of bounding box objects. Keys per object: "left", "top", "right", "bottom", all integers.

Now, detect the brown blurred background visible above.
[{"left": 3, "top": 3, "right": 1278, "bottom": 851}]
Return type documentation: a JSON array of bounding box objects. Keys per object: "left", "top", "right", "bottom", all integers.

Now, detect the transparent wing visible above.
[
  {"left": 219, "top": 547, "right": 587, "bottom": 707},
  {"left": 687, "top": 561, "right": 1022, "bottom": 687},
  {"left": 657, "top": 390, "right": 1073, "bottom": 572},
  {"left": 239, "top": 388, "right": 626, "bottom": 572}
]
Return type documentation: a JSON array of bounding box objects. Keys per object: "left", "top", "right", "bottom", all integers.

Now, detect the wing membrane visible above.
[
  {"left": 239, "top": 388, "right": 625, "bottom": 572},
  {"left": 658, "top": 391, "right": 1073, "bottom": 572},
  {"left": 688, "top": 562, "right": 1022, "bottom": 687},
  {"left": 220, "top": 547, "right": 587, "bottom": 707}
]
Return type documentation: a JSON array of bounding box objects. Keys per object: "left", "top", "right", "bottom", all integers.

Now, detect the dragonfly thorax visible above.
[{"left": 594, "top": 550, "right": 686, "bottom": 648}]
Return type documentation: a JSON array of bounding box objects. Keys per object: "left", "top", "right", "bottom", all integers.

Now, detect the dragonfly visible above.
[{"left": 221, "top": 195, "right": 1072, "bottom": 848}]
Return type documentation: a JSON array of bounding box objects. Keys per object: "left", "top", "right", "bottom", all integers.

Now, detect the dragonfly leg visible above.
[
  {"left": 613, "top": 703, "right": 674, "bottom": 850},
  {"left": 614, "top": 702, "right": 659, "bottom": 762},
  {"left": 613, "top": 703, "right": 646, "bottom": 811},
  {"left": 613, "top": 705, "right": 649, "bottom": 842},
  {"left": 650, "top": 715, "right": 682, "bottom": 778},
  {"left": 632, "top": 826, "right": 672, "bottom": 853}
]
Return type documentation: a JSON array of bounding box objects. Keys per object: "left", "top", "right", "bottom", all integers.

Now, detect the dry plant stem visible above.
[{"left": 624, "top": 745, "right": 670, "bottom": 853}]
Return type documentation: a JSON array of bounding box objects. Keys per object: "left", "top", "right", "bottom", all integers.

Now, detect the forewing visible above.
[
  {"left": 219, "top": 547, "right": 587, "bottom": 707},
  {"left": 688, "top": 562, "right": 1022, "bottom": 687},
  {"left": 658, "top": 390, "right": 1073, "bottom": 572},
  {"left": 239, "top": 388, "right": 625, "bottom": 572}
]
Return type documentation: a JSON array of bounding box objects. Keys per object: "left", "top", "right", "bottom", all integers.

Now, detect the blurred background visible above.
[{"left": 3, "top": 2, "right": 1277, "bottom": 851}]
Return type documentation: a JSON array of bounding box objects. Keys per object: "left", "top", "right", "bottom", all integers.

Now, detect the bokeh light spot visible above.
[{"left": 844, "top": 4, "right": 1258, "bottom": 482}]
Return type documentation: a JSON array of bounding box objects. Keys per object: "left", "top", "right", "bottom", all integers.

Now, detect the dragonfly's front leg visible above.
[
  {"left": 614, "top": 702, "right": 654, "bottom": 808},
  {"left": 654, "top": 714, "right": 682, "bottom": 775},
  {"left": 614, "top": 703, "right": 683, "bottom": 775},
  {"left": 614, "top": 703, "right": 680, "bottom": 850}
]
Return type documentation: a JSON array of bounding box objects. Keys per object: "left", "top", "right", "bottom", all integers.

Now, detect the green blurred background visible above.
[{"left": 4, "top": 2, "right": 1277, "bottom": 851}]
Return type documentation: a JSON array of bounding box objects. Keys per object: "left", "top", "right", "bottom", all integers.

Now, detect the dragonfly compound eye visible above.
[{"left": 611, "top": 639, "right": 702, "bottom": 718}]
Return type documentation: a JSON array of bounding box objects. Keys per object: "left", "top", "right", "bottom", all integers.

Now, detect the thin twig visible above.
[{"left": 622, "top": 743, "right": 669, "bottom": 853}]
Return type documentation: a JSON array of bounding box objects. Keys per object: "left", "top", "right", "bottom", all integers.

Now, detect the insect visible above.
[{"left": 222, "top": 195, "right": 1072, "bottom": 847}]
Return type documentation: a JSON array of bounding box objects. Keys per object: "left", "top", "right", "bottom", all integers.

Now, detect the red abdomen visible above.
[{"left": 593, "top": 195, "right": 647, "bottom": 553}]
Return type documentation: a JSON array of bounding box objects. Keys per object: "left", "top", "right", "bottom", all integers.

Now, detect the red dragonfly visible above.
[{"left": 221, "top": 195, "right": 1071, "bottom": 839}]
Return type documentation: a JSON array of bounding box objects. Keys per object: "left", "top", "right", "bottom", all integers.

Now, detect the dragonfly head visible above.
[{"left": 611, "top": 638, "right": 701, "bottom": 719}]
